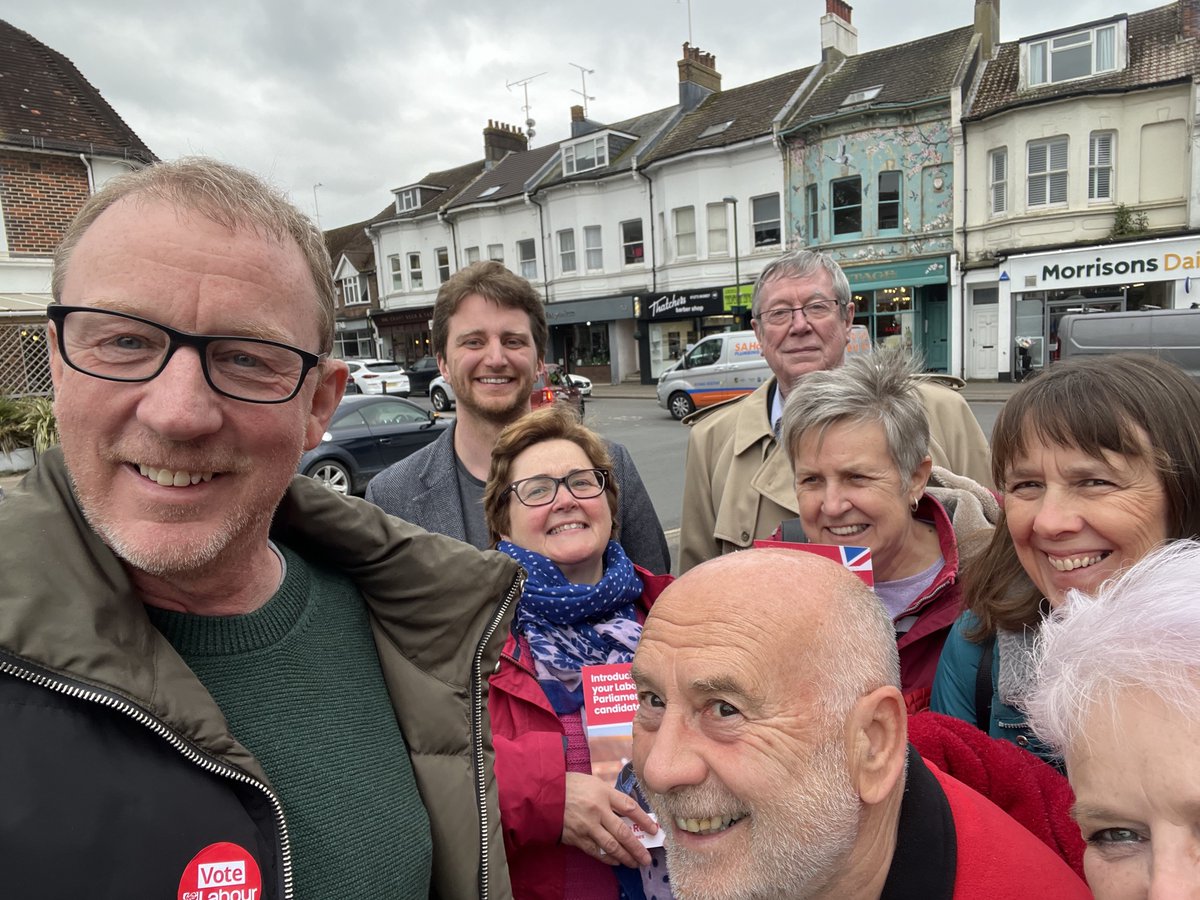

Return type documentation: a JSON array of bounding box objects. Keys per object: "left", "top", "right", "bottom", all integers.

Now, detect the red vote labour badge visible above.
[{"left": 178, "top": 842, "right": 263, "bottom": 900}]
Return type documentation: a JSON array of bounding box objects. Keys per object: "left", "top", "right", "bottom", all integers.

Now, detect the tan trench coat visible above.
[{"left": 679, "top": 376, "right": 993, "bottom": 573}]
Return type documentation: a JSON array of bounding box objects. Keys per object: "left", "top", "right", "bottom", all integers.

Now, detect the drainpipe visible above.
[
  {"left": 631, "top": 158, "right": 657, "bottom": 292},
  {"left": 437, "top": 209, "right": 460, "bottom": 272},
  {"left": 78, "top": 154, "right": 95, "bottom": 193},
  {"left": 958, "top": 121, "right": 969, "bottom": 380},
  {"left": 524, "top": 191, "right": 552, "bottom": 301}
]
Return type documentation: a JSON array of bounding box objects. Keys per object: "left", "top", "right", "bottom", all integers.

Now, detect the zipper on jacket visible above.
[
  {"left": 472, "top": 570, "right": 525, "bottom": 900},
  {"left": 0, "top": 652, "right": 294, "bottom": 900}
]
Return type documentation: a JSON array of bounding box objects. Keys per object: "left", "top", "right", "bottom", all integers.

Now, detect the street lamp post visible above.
[{"left": 723, "top": 196, "right": 742, "bottom": 325}]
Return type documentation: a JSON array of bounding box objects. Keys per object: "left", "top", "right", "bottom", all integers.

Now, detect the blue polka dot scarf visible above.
[{"left": 498, "top": 540, "right": 644, "bottom": 714}]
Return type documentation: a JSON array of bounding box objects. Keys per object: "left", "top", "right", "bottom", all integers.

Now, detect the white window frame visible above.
[
  {"left": 1088, "top": 131, "right": 1115, "bottom": 203},
  {"left": 341, "top": 274, "right": 369, "bottom": 306},
  {"left": 751, "top": 194, "right": 782, "bottom": 247},
  {"left": 1023, "top": 22, "right": 1122, "bottom": 88},
  {"left": 435, "top": 247, "right": 451, "bottom": 284},
  {"left": 706, "top": 202, "right": 728, "bottom": 256},
  {"left": 1027, "top": 137, "right": 1069, "bottom": 209},
  {"left": 388, "top": 254, "right": 403, "bottom": 291},
  {"left": 517, "top": 239, "right": 537, "bottom": 279},
  {"left": 464, "top": 246, "right": 480, "bottom": 266},
  {"left": 805, "top": 184, "right": 819, "bottom": 241},
  {"left": 398, "top": 188, "right": 419, "bottom": 212},
  {"left": 673, "top": 206, "right": 696, "bottom": 258},
  {"left": 583, "top": 225, "right": 603, "bottom": 272},
  {"left": 989, "top": 148, "right": 1008, "bottom": 216},
  {"left": 620, "top": 220, "right": 645, "bottom": 266},
  {"left": 488, "top": 243, "right": 504, "bottom": 263},
  {"left": 558, "top": 230, "right": 576, "bottom": 274},
  {"left": 407, "top": 252, "right": 423, "bottom": 290},
  {"left": 562, "top": 135, "right": 609, "bottom": 176},
  {"left": 831, "top": 176, "right": 863, "bottom": 236}
]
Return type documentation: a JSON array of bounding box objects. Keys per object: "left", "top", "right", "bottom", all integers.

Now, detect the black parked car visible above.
[
  {"left": 299, "top": 395, "right": 449, "bottom": 495},
  {"left": 404, "top": 356, "right": 442, "bottom": 394}
]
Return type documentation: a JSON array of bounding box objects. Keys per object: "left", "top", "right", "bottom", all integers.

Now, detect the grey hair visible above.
[
  {"left": 751, "top": 248, "right": 853, "bottom": 318},
  {"left": 814, "top": 567, "right": 903, "bottom": 722},
  {"left": 1025, "top": 539, "right": 1200, "bottom": 755},
  {"left": 780, "top": 348, "right": 930, "bottom": 480},
  {"left": 52, "top": 157, "right": 336, "bottom": 355}
]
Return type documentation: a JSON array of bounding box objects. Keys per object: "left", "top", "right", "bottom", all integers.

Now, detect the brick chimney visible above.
[
  {"left": 821, "top": 0, "right": 858, "bottom": 65},
  {"left": 1183, "top": 0, "right": 1200, "bottom": 38},
  {"left": 678, "top": 43, "right": 721, "bottom": 112},
  {"left": 483, "top": 120, "right": 528, "bottom": 170},
  {"left": 975, "top": 0, "right": 1000, "bottom": 61},
  {"left": 571, "top": 105, "right": 586, "bottom": 122}
]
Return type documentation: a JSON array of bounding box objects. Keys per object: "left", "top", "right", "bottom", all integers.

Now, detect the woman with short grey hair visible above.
[
  {"left": 781, "top": 349, "right": 998, "bottom": 710},
  {"left": 1025, "top": 539, "right": 1200, "bottom": 899}
]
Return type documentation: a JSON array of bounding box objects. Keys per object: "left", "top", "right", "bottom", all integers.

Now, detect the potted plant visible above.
[{"left": 0, "top": 396, "right": 57, "bottom": 474}]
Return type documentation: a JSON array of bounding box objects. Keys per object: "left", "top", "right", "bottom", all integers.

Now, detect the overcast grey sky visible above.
[{"left": 5, "top": 0, "right": 1167, "bottom": 229}]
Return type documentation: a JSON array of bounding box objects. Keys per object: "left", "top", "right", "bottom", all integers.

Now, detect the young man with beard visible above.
[
  {"left": 630, "top": 550, "right": 1089, "bottom": 899},
  {"left": 678, "top": 249, "right": 992, "bottom": 572},
  {"left": 0, "top": 159, "right": 523, "bottom": 899},
  {"left": 367, "top": 261, "right": 670, "bottom": 574}
]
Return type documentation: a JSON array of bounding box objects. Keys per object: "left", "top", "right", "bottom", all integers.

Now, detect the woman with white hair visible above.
[{"left": 1025, "top": 539, "right": 1200, "bottom": 898}]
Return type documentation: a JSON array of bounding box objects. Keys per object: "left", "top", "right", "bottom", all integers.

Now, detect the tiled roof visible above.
[
  {"left": 448, "top": 142, "right": 561, "bottom": 208},
  {"left": 324, "top": 220, "right": 372, "bottom": 270},
  {"left": 370, "top": 158, "right": 485, "bottom": 224},
  {"left": 0, "top": 19, "right": 155, "bottom": 162},
  {"left": 644, "top": 66, "right": 814, "bottom": 164},
  {"left": 968, "top": 2, "right": 1197, "bottom": 119},
  {"left": 787, "top": 26, "right": 974, "bottom": 127},
  {"left": 536, "top": 105, "right": 679, "bottom": 188}
]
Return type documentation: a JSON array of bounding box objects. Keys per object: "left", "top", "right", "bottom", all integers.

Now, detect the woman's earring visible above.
[{"left": 910, "top": 496, "right": 920, "bottom": 512}]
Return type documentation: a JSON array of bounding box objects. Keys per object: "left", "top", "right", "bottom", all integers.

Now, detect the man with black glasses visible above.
[
  {"left": 679, "top": 248, "right": 991, "bottom": 572},
  {"left": 0, "top": 158, "right": 521, "bottom": 900}
]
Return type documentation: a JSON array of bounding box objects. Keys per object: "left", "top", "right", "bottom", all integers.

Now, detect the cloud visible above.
[{"left": 5, "top": 0, "right": 1166, "bottom": 227}]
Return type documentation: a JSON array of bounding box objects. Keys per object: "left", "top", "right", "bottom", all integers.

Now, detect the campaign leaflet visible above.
[
  {"left": 751, "top": 541, "right": 874, "bottom": 586},
  {"left": 580, "top": 663, "right": 665, "bottom": 849}
]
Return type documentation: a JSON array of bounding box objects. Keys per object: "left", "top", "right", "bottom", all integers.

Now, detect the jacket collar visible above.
[{"left": 731, "top": 378, "right": 778, "bottom": 456}]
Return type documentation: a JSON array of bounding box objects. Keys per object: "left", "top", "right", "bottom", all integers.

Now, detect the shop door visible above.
[
  {"left": 923, "top": 300, "right": 948, "bottom": 372},
  {"left": 969, "top": 305, "right": 999, "bottom": 379}
]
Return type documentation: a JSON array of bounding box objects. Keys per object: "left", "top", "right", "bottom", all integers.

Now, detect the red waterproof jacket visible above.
[{"left": 487, "top": 566, "right": 674, "bottom": 900}]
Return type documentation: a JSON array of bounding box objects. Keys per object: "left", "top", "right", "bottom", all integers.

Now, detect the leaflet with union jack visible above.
[{"left": 751, "top": 540, "right": 874, "bottom": 586}]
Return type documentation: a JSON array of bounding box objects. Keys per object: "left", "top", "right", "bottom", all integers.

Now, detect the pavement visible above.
[{"left": 0, "top": 379, "right": 1017, "bottom": 497}]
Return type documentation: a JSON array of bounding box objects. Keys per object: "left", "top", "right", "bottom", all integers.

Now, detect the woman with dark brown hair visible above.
[{"left": 930, "top": 354, "right": 1200, "bottom": 763}]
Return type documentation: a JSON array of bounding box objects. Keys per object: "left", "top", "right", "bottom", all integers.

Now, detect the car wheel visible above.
[
  {"left": 345, "top": 381, "right": 360, "bottom": 395},
  {"left": 668, "top": 391, "right": 695, "bottom": 420},
  {"left": 431, "top": 387, "right": 450, "bottom": 411},
  {"left": 306, "top": 459, "right": 352, "bottom": 495}
]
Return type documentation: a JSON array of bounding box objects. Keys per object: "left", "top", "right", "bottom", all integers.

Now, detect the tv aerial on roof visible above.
[
  {"left": 506, "top": 72, "right": 546, "bottom": 141},
  {"left": 569, "top": 62, "right": 596, "bottom": 118}
]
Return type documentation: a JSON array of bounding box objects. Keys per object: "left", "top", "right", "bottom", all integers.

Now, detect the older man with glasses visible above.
[
  {"left": 0, "top": 158, "right": 522, "bottom": 900},
  {"left": 679, "top": 248, "right": 991, "bottom": 572}
]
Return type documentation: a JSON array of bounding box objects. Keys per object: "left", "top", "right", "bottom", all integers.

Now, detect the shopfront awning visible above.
[{"left": 0, "top": 293, "right": 53, "bottom": 317}]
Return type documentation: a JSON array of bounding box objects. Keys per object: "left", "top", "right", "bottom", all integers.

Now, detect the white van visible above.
[{"left": 656, "top": 330, "right": 770, "bottom": 419}]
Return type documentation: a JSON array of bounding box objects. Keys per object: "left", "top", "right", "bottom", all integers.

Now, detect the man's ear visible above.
[
  {"left": 436, "top": 354, "right": 449, "bottom": 379},
  {"left": 304, "top": 359, "right": 348, "bottom": 450},
  {"left": 844, "top": 685, "right": 907, "bottom": 806}
]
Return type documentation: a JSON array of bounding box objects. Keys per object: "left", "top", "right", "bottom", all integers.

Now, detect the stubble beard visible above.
[{"left": 645, "top": 741, "right": 862, "bottom": 900}]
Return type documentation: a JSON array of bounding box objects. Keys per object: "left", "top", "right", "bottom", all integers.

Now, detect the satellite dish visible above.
[{"left": 526, "top": 118, "right": 536, "bottom": 128}]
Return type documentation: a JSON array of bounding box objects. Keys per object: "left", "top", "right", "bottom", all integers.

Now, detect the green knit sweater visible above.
[{"left": 146, "top": 544, "right": 432, "bottom": 899}]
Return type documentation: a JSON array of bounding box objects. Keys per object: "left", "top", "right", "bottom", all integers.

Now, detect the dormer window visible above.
[
  {"left": 562, "top": 136, "right": 609, "bottom": 176},
  {"left": 398, "top": 188, "right": 419, "bottom": 212},
  {"left": 1022, "top": 20, "right": 1123, "bottom": 88}
]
